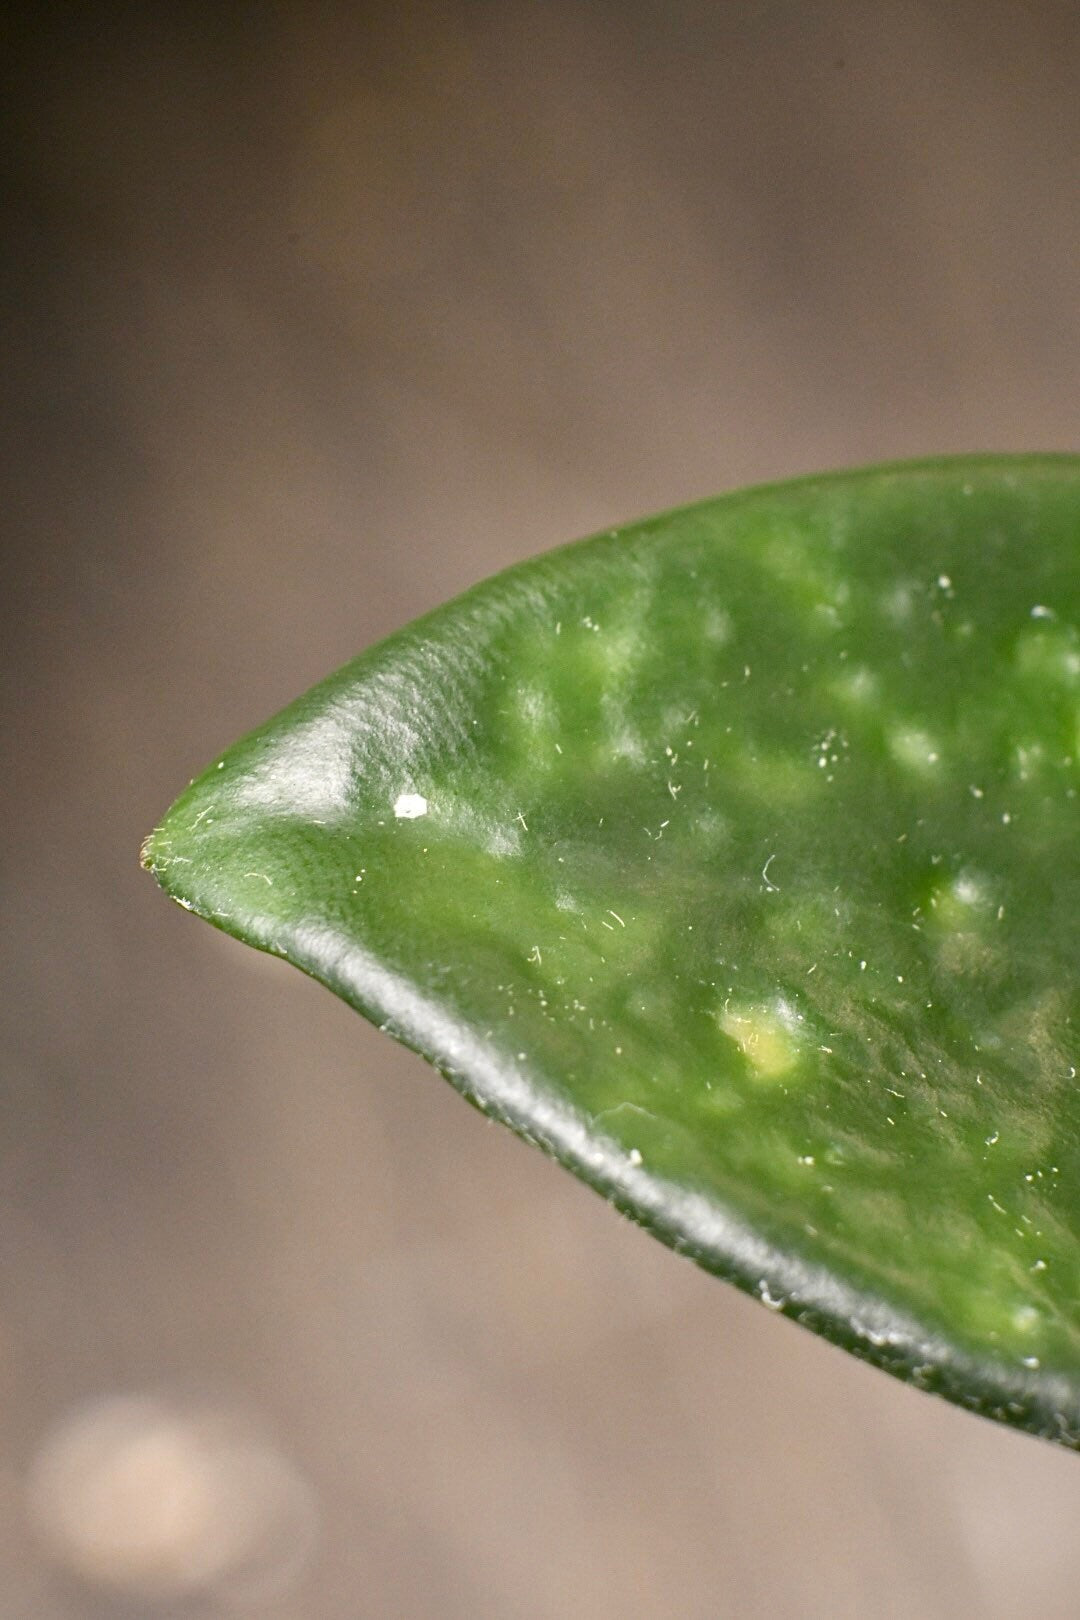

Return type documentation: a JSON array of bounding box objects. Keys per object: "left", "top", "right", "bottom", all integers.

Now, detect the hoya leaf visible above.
[{"left": 144, "top": 456, "right": 1080, "bottom": 1446}]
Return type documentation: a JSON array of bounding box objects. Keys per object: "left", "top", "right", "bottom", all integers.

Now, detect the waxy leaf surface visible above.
[{"left": 145, "top": 456, "right": 1080, "bottom": 1445}]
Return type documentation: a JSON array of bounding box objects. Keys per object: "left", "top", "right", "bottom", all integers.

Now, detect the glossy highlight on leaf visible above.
[{"left": 144, "top": 456, "right": 1080, "bottom": 1446}]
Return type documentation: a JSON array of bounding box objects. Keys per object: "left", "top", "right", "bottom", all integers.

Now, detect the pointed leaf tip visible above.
[{"left": 148, "top": 456, "right": 1080, "bottom": 1447}]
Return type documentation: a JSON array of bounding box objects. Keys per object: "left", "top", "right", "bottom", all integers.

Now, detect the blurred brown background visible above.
[{"left": 3, "top": 3, "right": 1080, "bottom": 1616}]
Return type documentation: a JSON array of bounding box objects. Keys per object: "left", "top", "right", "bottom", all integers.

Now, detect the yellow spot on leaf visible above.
[{"left": 719, "top": 1001, "right": 800, "bottom": 1080}]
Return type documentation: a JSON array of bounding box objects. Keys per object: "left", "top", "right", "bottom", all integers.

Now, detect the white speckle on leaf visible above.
[{"left": 394, "top": 793, "right": 428, "bottom": 820}]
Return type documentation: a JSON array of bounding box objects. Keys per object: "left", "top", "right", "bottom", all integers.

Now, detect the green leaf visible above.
[{"left": 144, "top": 455, "right": 1080, "bottom": 1446}]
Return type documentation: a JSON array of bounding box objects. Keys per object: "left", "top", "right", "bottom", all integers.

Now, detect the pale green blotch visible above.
[
  {"left": 928, "top": 871, "right": 995, "bottom": 933},
  {"left": 567, "top": 597, "right": 661, "bottom": 773},
  {"left": 1015, "top": 621, "right": 1080, "bottom": 689},
  {"left": 955, "top": 1251, "right": 1053, "bottom": 1363},
  {"left": 701, "top": 604, "right": 733, "bottom": 647},
  {"left": 759, "top": 531, "right": 853, "bottom": 633},
  {"left": 830, "top": 664, "right": 880, "bottom": 710},
  {"left": 571, "top": 579, "right": 656, "bottom": 687},
  {"left": 880, "top": 580, "right": 920, "bottom": 626},
  {"left": 510, "top": 683, "right": 559, "bottom": 754},
  {"left": 746, "top": 747, "right": 825, "bottom": 805},
  {"left": 690, "top": 809, "right": 729, "bottom": 850},
  {"left": 888, "top": 725, "right": 943, "bottom": 777},
  {"left": 1012, "top": 740, "right": 1051, "bottom": 784},
  {"left": 428, "top": 787, "right": 526, "bottom": 861}
]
